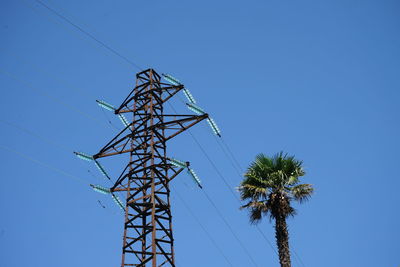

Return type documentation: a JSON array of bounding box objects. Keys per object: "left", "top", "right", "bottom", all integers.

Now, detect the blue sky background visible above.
[{"left": 0, "top": 0, "right": 399, "bottom": 266}]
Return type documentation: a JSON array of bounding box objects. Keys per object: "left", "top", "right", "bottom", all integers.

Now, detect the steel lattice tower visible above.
[{"left": 93, "top": 69, "right": 208, "bottom": 267}]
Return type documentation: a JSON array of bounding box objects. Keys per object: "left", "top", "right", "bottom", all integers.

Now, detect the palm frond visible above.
[
  {"left": 238, "top": 184, "right": 268, "bottom": 201},
  {"left": 240, "top": 152, "right": 312, "bottom": 223},
  {"left": 290, "top": 183, "right": 314, "bottom": 203},
  {"left": 287, "top": 175, "right": 299, "bottom": 186},
  {"left": 250, "top": 208, "right": 262, "bottom": 224},
  {"left": 241, "top": 201, "right": 271, "bottom": 224},
  {"left": 286, "top": 205, "right": 297, "bottom": 218}
]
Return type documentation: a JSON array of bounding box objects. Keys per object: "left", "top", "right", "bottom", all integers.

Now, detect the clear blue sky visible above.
[{"left": 0, "top": 0, "right": 399, "bottom": 266}]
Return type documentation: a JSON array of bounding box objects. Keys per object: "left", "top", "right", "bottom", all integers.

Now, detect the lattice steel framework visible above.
[{"left": 93, "top": 69, "right": 208, "bottom": 267}]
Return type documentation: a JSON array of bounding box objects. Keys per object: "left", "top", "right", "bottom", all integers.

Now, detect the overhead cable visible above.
[
  {"left": 172, "top": 187, "right": 234, "bottom": 267},
  {"left": 34, "top": 0, "right": 143, "bottom": 70}
]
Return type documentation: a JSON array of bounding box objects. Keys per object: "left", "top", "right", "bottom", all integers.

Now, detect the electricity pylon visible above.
[{"left": 93, "top": 69, "right": 208, "bottom": 267}]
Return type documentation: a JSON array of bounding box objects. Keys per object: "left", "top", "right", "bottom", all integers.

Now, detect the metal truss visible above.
[{"left": 94, "top": 69, "right": 208, "bottom": 267}]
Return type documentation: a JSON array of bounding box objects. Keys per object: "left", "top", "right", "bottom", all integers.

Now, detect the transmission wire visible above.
[
  {"left": 0, "top": 145, "right": 88, "bottom": 184},
  {"left": 33, "top": 0, "right": 143, "bottom": 70},
  {"left": 201, "top": 188, "right": 259, "bottom": 267},
  {"left": 0, "top": 119, "right": 71, "bottom": 153},
  {"left": 2, "top": 52, "right": 120, "bottom": 133},
  {"left": 0, "top": 68, "right": 107, "bottom": 126},
  {"left": 0, "top": 143, "right": 122, "bottom": 217},
  {"left": 172, "top": 187, "right": 234, "bottom": 267},
  {"left": 0, "top": 119, "right": 126, "bottom": 211},
  {"left": 101, "top": 108, "right": 121, "bottom": 131},
  {"left": 0, "top": 67, "right": 126, "bottom": 138}
]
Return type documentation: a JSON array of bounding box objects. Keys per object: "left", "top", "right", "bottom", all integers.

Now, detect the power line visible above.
[
  {"left": 220, "top": 137, "right": 244, "bottom": 173},
  {"left": 0, "top": 145, "right": 88, "bottom": 184},
  {"left": 201, "top": 188, "right": 259, "bottom": 267},
  {"left": 0, "top": 142, "right": 123, "bottom": 218},
  {"left": 188, "top": 130, "right": 237, "bottom": 198},
  {"left": 101, "top": 108, "right": 121, "bottom": 131},
  {"left": 172, "top": 187, "right": 234, "bottom": 267},
  {"left": 4, "top": 52, "right": 101, "bottom": 103},
  {"left": 0, "top": 68, "right": 116, "bottom": 129},
  {"left": 0, "top": 119, "right": 94, "bottom": 182},
  {"left": 33, "top": 0, "right": 143, "bottom": 70},
  {"left": 0, "top": 119, "right": 126, "bottom": 211},
  {"left": 0, "top": 52, "right": 124, "bottom": 133},
  {"left": 213, "top": 135, "right": 243, "bottom": 178},
  {"left": 0, "top": 119, "right": 71, "bottom": 153}
]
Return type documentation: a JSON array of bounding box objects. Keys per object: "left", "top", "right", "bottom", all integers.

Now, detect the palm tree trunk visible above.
[{"left": 275, "top": 215, "right": 291, "bottom": 267}]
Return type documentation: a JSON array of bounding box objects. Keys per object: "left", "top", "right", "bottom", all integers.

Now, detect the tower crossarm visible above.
[
  {"left": 115, "top": 84, "right": 184, "bottom": 114},
  {"left": 94, "top": 114, "right": 208, "bottom": 159},
  {"left": 111, "top": 158, "right": 185, "bottom": 193}
]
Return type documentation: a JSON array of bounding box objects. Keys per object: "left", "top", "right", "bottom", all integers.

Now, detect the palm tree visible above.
[{"left": 238, "top": 152, "right": 313, "bottom": 267}]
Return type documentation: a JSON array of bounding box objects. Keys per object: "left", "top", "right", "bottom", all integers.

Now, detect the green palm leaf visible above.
[
  {"left": 239, "top": 152, "right": 313, "bottom": 267},
  {"left": 239, "top": 151, "right": 313, "bottom": 220}
]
